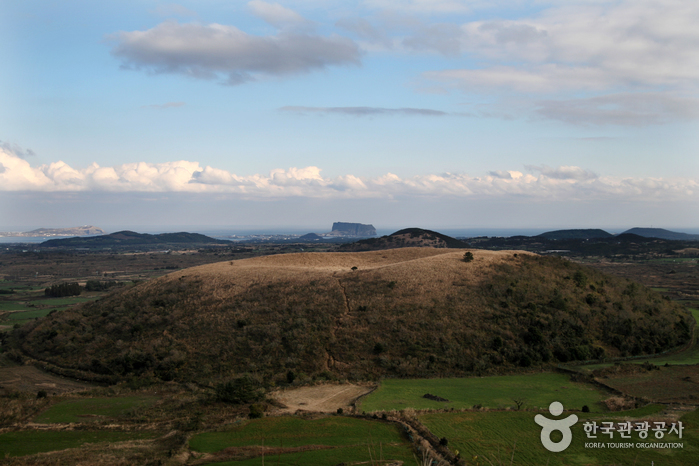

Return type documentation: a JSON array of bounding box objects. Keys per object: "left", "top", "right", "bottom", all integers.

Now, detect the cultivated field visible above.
[
  {"left": 360, "top": 372, "right": 608, "bottom": 413},
  {"left": 420, "top": 406, "right": 698, "bottom": 466},
  {"left": 188, "top": 416, "right": 415, "bottom": 466},
  {"left": 0, "top": 430, "right": 158, "bottom": 458},
  {"left": 33, "top": 395, "right": 157, "bottom": 423}
]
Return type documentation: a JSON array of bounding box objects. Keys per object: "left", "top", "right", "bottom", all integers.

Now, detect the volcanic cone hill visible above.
[
  {"left": 13, "top": 248, "right": 691, "bottom": 386},
  {"left": 340, "top": 228, "right": 468, "bottom": 251}
]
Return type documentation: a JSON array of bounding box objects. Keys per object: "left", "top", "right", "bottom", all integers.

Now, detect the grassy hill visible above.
[
  {"left": 622, "top": 227, "right": 699, "bottom": 240},
  {"left": 8, "top": 248, "right": 691, "bottom": 387},
  {"left": 536, "top": 229, "right": 613, "bottom": 240},
  {"left": 339, "top": 228, "right": 469, "bottom": 251}
]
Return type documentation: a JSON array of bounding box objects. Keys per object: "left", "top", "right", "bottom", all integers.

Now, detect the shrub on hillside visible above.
[{"left": 215, "top": 376, "right": 263, "bottom": 404}]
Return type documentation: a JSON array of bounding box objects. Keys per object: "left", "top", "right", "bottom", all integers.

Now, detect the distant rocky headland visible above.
[
  {"left": 0, "top": 225, "right": 105, "bottom": 238},
  {"left": 324, "top": 222, "right": 376, "bottom": 237}
]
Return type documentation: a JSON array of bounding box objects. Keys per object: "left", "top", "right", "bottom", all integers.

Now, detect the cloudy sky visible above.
[{"left": 1, "top": 0, "right": 698, "bottom": 232}]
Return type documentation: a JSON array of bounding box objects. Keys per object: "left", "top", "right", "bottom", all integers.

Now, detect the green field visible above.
[
  {"left": 0, "top": 301, "right": 35, "bottom": 311},
  {"left": 360, "top": 373, "right": 608, "bottom": 412},
  {"left": 34, "top": 396, "right": 157, "bottom": 423},
  {"left": 190, "top": 416, "right": 415, "bottom": 465},
  {"left": 420, "top": 406, "right": 697, "bottom": 466},
  {"left": 37, "top": 296, "right": 99, "bottom": 307},
  {"left": 0, "top": 430, "right": 156, "bottom": 457}
]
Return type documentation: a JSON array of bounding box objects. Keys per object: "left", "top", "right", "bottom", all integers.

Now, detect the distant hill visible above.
[
  {"left": 13, "top": 248, "right": 690, "bottom": 385},
  {"left": 537, "top": 229, "right": 613, "bottom": 240},
  {"left": 325, "top": 222, "right": 376, "bottom": 237},
  {"left": 340, "top": 228, "right": 469, "bottom": 251},
  {"left": 41, "top": 230, "right": 231, "bottom": 248},
  {"left": 621, "top": 228, "right": 699, "bottom": 241},
  {"left": 299, "top": 233, "right": 323, "bottom": 241}
]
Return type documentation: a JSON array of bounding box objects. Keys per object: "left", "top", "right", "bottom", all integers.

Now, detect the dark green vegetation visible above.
[
  {"left": 189, "top": 416, "right": 415, "bottom": 465},
  {"left": 466, "top": 230, "right": 699, "bottom": 260},
  {"left": 7, "top": 250, "right": 690, "bottom": 387},
  {"left": 41, "top": 230, "right": 232, "bottom": 249},
  {"left": 340, "top": 227, "right": 469, "bottom": 251},
  {"left": 44, "top": 282, "right": 82, "bottom": 297},
  {"left": 361, "top": 373, "right": 607, "bottom": 412}
]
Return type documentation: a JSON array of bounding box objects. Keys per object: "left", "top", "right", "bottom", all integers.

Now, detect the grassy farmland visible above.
[
  {"left": 189, "top": 416, "right": 416, "bottom": 465},
  {"left": 420, "top": 407, "right": 697, "bottom": 466},
  {"left": 360, "top": 372, "right": 608, "bottom": 412},
  {"left": 34, "top": 395, "right": 157, "bottom": 423},
  {"left": 0, "top": 430, "right": 157, "bottom": 457}
]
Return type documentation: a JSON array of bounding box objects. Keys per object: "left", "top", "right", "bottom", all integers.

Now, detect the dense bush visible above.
[
  {"left": 44, "top": 282, "right": 81, "bottom": 297},
  {"left": 215, "top": 376, "right": 263, "bottom": 405}
]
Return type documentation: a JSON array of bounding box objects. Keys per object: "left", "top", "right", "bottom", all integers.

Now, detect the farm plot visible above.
[
  {"left": 0, "top": 430, "right": 157, "bottom": 457},
  {"left": 597, "top": 364, "right": 699, "bottom": 403},
  {"left": 34, "top": 395, "right": 158, "bottom": 423},
  {"left": 189, "top": 416, "right": 415, "bottom": 465},
  {"left": 420, "top": 406, "right": 697, "bottom": 466},
  {"left": 360, "top": 372, "right": 608, "bottom": 413}
]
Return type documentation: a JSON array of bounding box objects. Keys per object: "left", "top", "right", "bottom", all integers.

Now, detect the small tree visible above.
[
  {"left": 215, "top": 376, "right": 262, "bottom": 404},
  {"left": 463, "top": 252, "right": 474, "bottom": 263}
]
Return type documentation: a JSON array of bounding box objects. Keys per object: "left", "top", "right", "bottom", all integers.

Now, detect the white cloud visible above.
[
  {"left": 1, "top": 148, "right": 696, "bottom": 202},
  {"left": 248, "top": 1, "right": 310, "bottom": 28},
  {"left": 109, "top": 20, "right": 360, "bottom": 84},
  {"left": 409, "top": 1, "right": 699, "bottom": 124},
  {"left": 418, "top": 1, "right": 699, "bottom": 91},
  {"left": 535, "top": 93, "right": 699, "bottom": 126}
]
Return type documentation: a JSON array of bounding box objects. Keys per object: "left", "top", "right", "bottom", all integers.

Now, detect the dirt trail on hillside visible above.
[{"left": 270, "top": 384, "right": 374, "bottom": 413}]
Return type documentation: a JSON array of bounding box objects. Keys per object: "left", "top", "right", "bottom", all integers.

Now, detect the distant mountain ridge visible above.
[
  {"left": 41, "top": 230, "right": 231, "bottom": 248},
  {"left": 536, "top": 229, "right": 613, "bottom": 240},
  {"left": 621, "top": 228, "right": 699, "bottom": 241}
]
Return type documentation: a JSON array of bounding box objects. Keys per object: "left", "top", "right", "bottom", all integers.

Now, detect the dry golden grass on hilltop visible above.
[{"left": 157, "top": 248, "right": 528, "bottom": 307}]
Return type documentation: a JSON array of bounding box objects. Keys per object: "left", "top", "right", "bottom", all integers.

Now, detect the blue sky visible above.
[{"left": 1, "top": 0, "right": 698, "bottom": 231}]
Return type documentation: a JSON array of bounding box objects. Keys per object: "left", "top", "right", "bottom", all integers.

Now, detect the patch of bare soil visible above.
[
  {"left": 0, "top": 363, "right": 94, "bottom": 395},
  {"left": 270, "top": 383, "right": 375, "bottom": 413}
]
